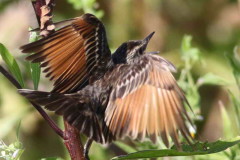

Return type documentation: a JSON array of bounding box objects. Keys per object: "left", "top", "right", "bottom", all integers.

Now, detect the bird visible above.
[{"left": 19, "top": 13, "right": 193, "bottom": 158}]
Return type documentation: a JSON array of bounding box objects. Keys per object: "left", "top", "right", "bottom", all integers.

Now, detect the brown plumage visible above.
[
  {"left": 21, "top": 13, "right": 111, "bottom": 93},
  {"left": 19, "top": 51, "right": 193, "bottom": 147},
  {"left": 19, "top": 13, "right": 193, "bottom": 149},
  {"left": 102, "top": 54, "right": 192, "bottom": 147}
]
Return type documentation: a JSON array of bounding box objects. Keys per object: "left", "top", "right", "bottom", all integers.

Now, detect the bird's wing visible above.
[
  {"left": 21, "top": 13, "right": 111, "bottom": 93},
  {"left": 18, "top": 89, "right": 104, "bottom": 143},
  {"left": 104, "top": 54, "right": 193, "bottom": 147}
]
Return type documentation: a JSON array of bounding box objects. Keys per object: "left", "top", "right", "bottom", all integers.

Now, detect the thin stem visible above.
[
  {"left": 0, "top": 64, "right": 64, "bottom": 138},
  {"left": 0, "top": 65, "right": 22, "bottom": 89},
  {"left": 31, "top": 102, "right": 64, "bottom": 138}
]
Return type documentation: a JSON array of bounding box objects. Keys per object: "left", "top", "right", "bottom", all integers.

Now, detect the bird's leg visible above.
[{"left": 84, "top": 138, "right": 93, "bottom": 160}]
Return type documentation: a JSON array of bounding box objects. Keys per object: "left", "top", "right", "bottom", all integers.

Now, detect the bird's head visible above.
[{"left": 112, "top": 32, "right": 155, "bottom": 64}]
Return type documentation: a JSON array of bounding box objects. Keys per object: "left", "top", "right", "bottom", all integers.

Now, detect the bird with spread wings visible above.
[{"left": 19, "top": 13, "right": 193, "bottom": 158}]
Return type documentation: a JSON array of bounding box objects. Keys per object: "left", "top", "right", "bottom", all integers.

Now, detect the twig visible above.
[
  {"left": 64, "top": 120, "right": 85, "bottom": 160},
  {"left": 0, "top": 65, "right": 22, "bottom": 89},
  {"left": 0, "top": 64, "right": 64, "bottom": 138}
]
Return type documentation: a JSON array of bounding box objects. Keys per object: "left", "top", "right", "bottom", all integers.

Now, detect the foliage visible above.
[
  {"left": 1, "top": 29, "right": 240, "bottom": 160},
  {"left": 0, "top": 125, "right": 24, "bottom": 160},
  {"left": 113, "top": 137, "right": 240, "bottom": 160},
  {"left": 28, "top": 29, "right": 41, "bottom": 90},
  {"left": 0, "top": 140, "right": 24, "bottom": 160},
  {"left": 67, "top": 0, "right": 104, "bottom": 18},
  {"left": 178, "top": 35, "right": 228, "bottom": 110},
  {"left": 1, "top": 0, "right": 240, "bottom": 159},
  {"left": 113, "top": 36, "right": 240, "bottom": 159},
  {"left": 0, "top": 43, "right": 24, "bottom": 87}
]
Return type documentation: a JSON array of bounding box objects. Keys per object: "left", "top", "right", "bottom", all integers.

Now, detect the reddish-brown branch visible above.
[{"left": 64, "top": 121, "right": 85, "bottom": 160}]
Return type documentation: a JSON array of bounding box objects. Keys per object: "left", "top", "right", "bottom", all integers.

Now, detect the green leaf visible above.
[
  {"left": 30, "top": 63, "right": 41, "bottom": 90},
  {"left": 112, "top": 138, "right": 240, "bottom": 160},
  {"left": 197, "top": 73, "right": 228, "bottom": 86},
  {"left": 16, "top": 121, "right": 21, "bottom": 140},
  {"left": 29, "top": 30, "right": 41, "bottom": 90},
  {"left": 0, "top": 43, "right": 24, "bottom": 87}
]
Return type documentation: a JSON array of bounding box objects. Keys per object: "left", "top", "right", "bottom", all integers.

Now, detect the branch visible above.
[
  {"left": 64, "top": 121, "right": 85, "bottom": 160},
  {"left": 0, "top": 65, "right": 64, "bottom": 138},
  {"left": 0, "top": 65, "right": 22, "bottom": 89}
]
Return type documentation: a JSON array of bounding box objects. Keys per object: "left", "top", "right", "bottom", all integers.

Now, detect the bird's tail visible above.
[
  {"left": 18, "top": 89, "right": 104, "bottom": 143},
  {"left": 18, "top": 89, "right": 65, "bottom": 108}
]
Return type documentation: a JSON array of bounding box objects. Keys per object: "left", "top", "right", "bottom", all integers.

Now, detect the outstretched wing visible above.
[
  {"left": 104, "top": 54, "right": 193, "bottom": 147},
  {"left": 21, "top": 13, "right": 111, "bottom": 93},
  {"left": 18, "top": 89, "right": 104, "bottom": 143}
]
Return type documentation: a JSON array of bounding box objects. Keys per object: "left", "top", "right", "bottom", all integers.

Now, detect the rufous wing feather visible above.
[
  {"left": 104, "top": 55, "right": 193, "bottom": 147},
  {"left": 20, "top": 13, "right": 111, "bottom": 93}
]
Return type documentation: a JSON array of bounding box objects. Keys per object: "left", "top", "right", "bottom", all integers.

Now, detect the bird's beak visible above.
[
  {"left": 141, "top": 32, "right": 155, "bottom": 51},
  {"left": 143, "top": 32, "right": 155, "bottom": 43}
]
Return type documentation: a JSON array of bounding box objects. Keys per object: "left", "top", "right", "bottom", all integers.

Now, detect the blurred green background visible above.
[{"left": 0, "top": 0, "right": 240, "bottom": 159}]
